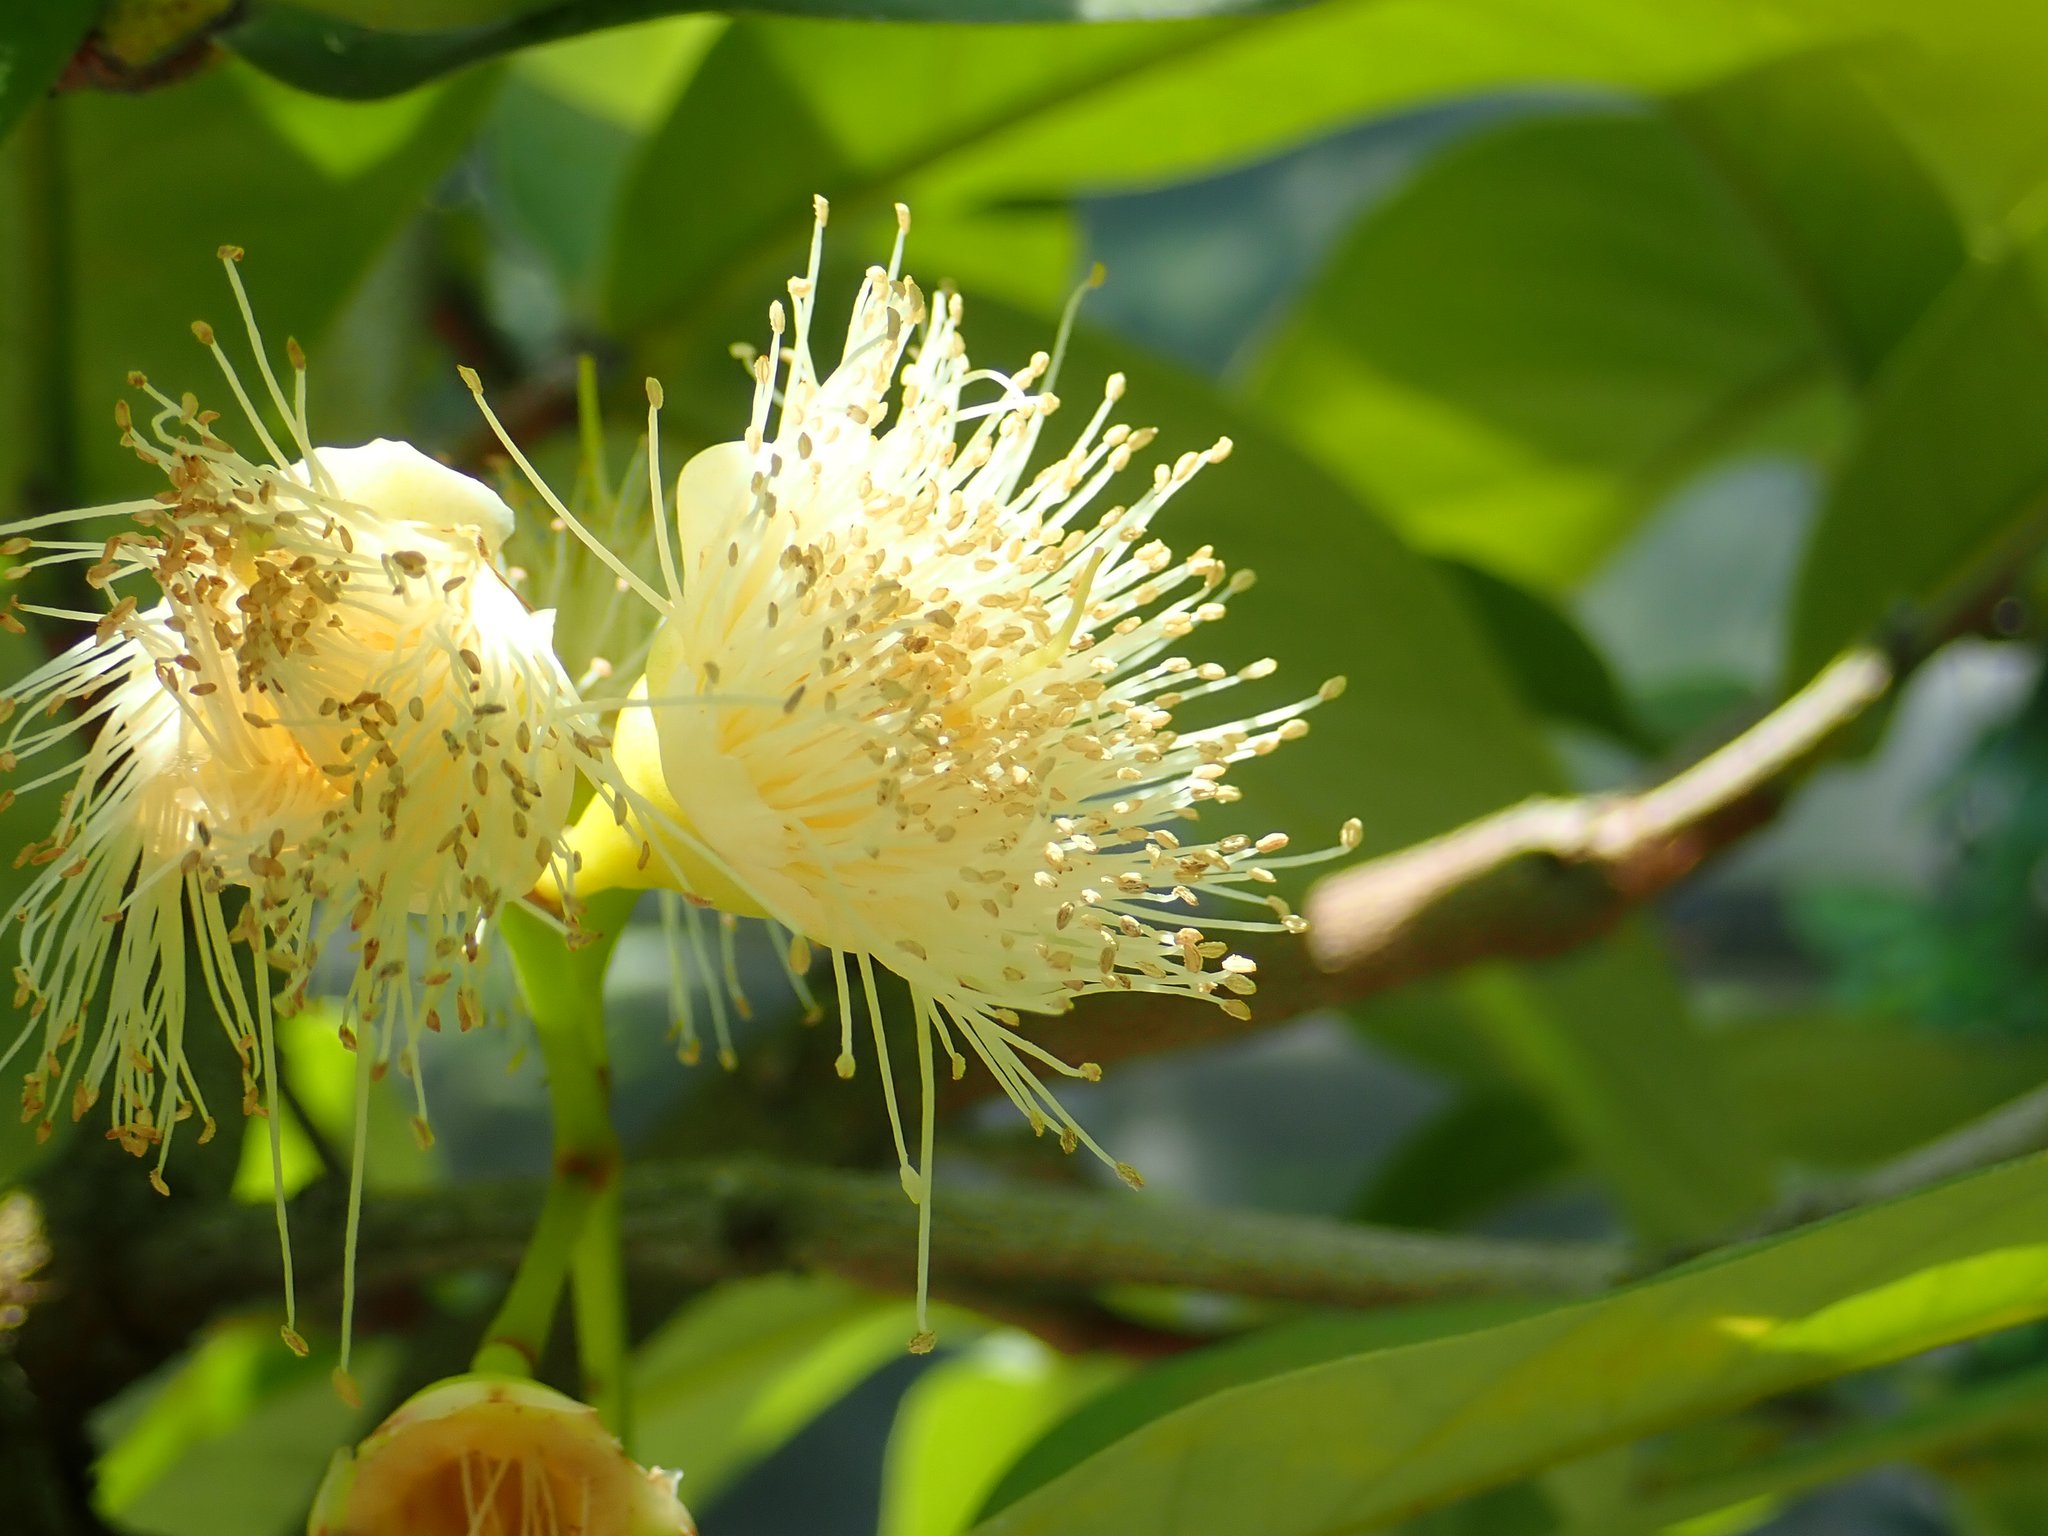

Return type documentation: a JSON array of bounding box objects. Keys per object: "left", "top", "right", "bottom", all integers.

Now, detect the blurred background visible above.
[{"left": 10, "top": 3, "right": 2048, "bottom": 1533}]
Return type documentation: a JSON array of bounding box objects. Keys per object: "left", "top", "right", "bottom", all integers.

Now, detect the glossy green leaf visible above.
[
  {"left": 1773, "top": 3, "right": 2048, "bottom": 236},
  {"left": 229, "top": 0, "right": 1323, "bottom": 100},
  {"left": 477, "top": 19, "right": 721, "bottom": 308},
  {"left": 1255, "top": 51, "right": 1964, "bottom": 589},
  {"left": 603, "top": 1, "right": 1852, "bottom": 340},
  {"left": 1254, "top": 109, "right": 1830, "bottom": 585},
  {"left": 1665, "top": 51, "right": 1967, "bottom": 381},
  {"left": 974, "top": 1152, "right": 2048, "bottom": 1536},
  {"left": 511, "top": 13, "right": 719, "bottom": 129},
  {"left": 1439, "top": 558, "right": 1647, "bottom": 745},
  {"left": 1284, "top": 941, "right": 1766, "bottom": 1246},
  {"left": 1344, "top": 952, "right": 1771, "bottom": 1245},
  {"left": 1788, "top": 231, "right": 2048, "bottom": 677},
  {"left": 0, "top": 2, "right": 95, "bottom": 148},
  {"left": 55, "top": 62, "right": 497, "bottom": 501}
]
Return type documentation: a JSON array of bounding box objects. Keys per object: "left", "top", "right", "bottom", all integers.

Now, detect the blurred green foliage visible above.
[{"left": 11, "top": 3, "right": 2048, "bottom": 1534}]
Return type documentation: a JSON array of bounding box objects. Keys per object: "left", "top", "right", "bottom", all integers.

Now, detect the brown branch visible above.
[{"left": 1302, "top": 648, "right": 1893, "bottom": 978}]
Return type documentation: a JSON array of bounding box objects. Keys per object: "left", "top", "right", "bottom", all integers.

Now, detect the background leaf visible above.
[
  {"left": 880, "top": 1334, "right": 1125, "bottom": 1536},
  {"left": 0, "top": 2, "right": 96, "bottom": 147},
  {"left": 602, "top": 1, "right": 1859, "bottom": 347},
  {"left": 56, "top": 62, "right": 498, "bottom": 500},
  {"left": 1789, "top": 229, "right": 2048, "bottom": 675},
  {"left": 631, "top": 1275, "right": 918, "bottom": 1504},
  {"left": 1437, "top": 558, "right": 1648, "bottom": 744},
  {"left": 227, "top": 0, "right": 1327, "bottom": 101},
  {"left": 1253, "top": 51, "right": 1965, "bottom": 590}
]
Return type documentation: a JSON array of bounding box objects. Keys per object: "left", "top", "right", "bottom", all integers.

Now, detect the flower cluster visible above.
[{"left": 1, "top": 206, "right": 1352, "bottom": 1364}]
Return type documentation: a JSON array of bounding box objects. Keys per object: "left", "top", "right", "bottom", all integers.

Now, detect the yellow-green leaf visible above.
[{"left": 975, "top": 1153, "right": 2048, "bottom": 1536}]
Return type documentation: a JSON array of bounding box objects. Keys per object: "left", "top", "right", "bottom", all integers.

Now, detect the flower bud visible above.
[{"left": 309, "top": 1375, "right": 693, "bottom": 1536}]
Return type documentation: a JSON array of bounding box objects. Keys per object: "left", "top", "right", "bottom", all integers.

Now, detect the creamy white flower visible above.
[
  {"left": 468, "top": 201, "right": 1357, "bottom": 1348},
  {"left": 0, "top": 251, "right": 600, "bottom": 1364}
]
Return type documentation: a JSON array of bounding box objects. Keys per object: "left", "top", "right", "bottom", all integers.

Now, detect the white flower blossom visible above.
[
  {"left": 0, "top": 251, "right": 602, "bottom": 1365},
  {"left": 468, "top": 200, "right": 1358, "bottom": 1348}
]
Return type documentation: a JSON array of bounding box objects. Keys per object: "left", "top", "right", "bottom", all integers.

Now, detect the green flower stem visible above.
[
  {"left": 483, "top": 891, "right": 637, "bottom": 1444},
  {"left": 469, "top": 1152, "right": 600, "bottom": 1379},
  {"left": 570, "top": 1163, "right": 631, "bottom": 1437}
]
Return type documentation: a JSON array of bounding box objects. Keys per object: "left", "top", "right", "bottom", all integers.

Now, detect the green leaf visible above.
[
  {"left": 1438, "top": 558, "right": 1647, "bottom": 745},
  {"left": 93, "top": 1325, "right": 398, "bottom": 1534},
  {"left": 228, "top": 0, "right": 1321, "bottom": 101},
  {"left": 1255, "top": 51, "right": 1964, "bottom": 590},
  {"left": 1783, "top": 5, "right": 2048, "bottom": 237},
  {"left": 1665, "top": 51, "right": 1967, "bottom": 382},
  {"left": 1353, "top": 1085, "right": 1576, "bottom": 1229},
  {"left": 1457, "top": 937, "right": 1773, "bottom": 1243},
  {"left": 973, "top": 1152, "right": 2048, "bottom": 1536},
  {"left": 1253, "top": 107, "right": 1833, "bottom": 586},
  {"left": 1712, "top": 1012, "right": 2048, "bottom": 1171},
  {"left": 1788, "top": 230, "right": 2048, "bottom": 677},
  {"left": 982, "top": 1302, "right": 1551, "bottom": 1522},
  {"left": 1352, "top": 957, "right": 1773, "bottom": 1247},
  {"left": 630, "top": 1274, "right": 930, "bottom": 1503},
  {"left": 602, "top": 1, "right": 1849, "bottom": 340},
  {"left": 0, "top": 1, "right": 94, "bottom": 148},
  {"left": 53, "top": 62, "right": 497, "bottom": 502},
  {"left": 880, "top": 1333, "right": 1125, "bottom": 1536},
  {"left": 1350, "top": 954, "right": 1777, "bottom": 1245},
  {"left": 476, "top": 20, "right": 722, "bottom": 308},
  {"left": 228, "top": 1005, "right": 441, "bottom": 1204}
]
